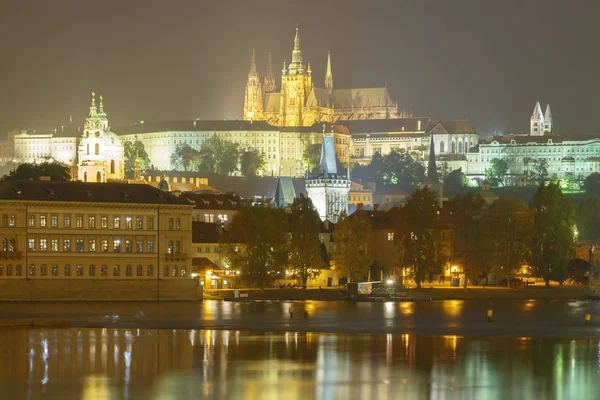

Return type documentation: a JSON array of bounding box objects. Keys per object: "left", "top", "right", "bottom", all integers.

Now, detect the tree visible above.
[
  {"left": 576, "top": 198, "right": 600, "bottom": 241},
  {"left": 530, "top": 182, "right": 576, "bottom": 286},
  {"left": 196, "top": 134, "right": 239, "bottom": 175},
  {"left": 394, "top": 187, "right": 445, "bottom": 288},
  {"left": 562, "top": 172, "right": 581, "bottom": 193},
  {"left": 240, "top": 148, "right": 266, "bottom": 177},
  {"left": 582, "top": 172, "right": 600, "bottom": 195},
  {"left": 332, "top": 210, "right": 373, "bottom": 282},
  {"left": 485, "top": 158, "right": 509, "bottom": 187},
  {"left": 444, "top": 168, "right": 468, "bottom": 194},
  {"left": 6, "top": 162, "right": 71, "bottom": 181},
  {"left": 302, "top": 142, "right": 321, "bottom": 174},
  {"left": 350, "top": 150, "right": 425, "bottom": 189},
  {"left": 288, "top": 194, "right": 323, "bottom": 288},
  {"left": 123, "top": 140, "right": 149, "bottom": 172},
  {"left": 487, "top": 197, "right": 534, "bottom": 286},
  {"left": 447, "top": 193, "right": 491, "bottom": 287},
  {"left": 170, "top": 143, "right": 198, "bottom": 172},
  {"left": 529, "top": 158, "right": 549, "bottom": 186},
  {"left": 221, "top": 204, "right": 288, "bottom": 288}
]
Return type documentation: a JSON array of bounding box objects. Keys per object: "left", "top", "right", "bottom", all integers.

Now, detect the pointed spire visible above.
[
  {"left": 544, "top": 103, "right": 552, "bottom": 120},
  {"left": 427, "top": 135, "right": 438, "bottom": 183},
  {"left": 288, "top": 26, "right": 304, "bottom": 75},
  {"left": 531, "top": 101, "right": 543, "bottom": 118},
  {"left": 325, "top": 51, "right": 333, "bottom": 95},
  {"left": 249, "top": 49, "right": 257, "bottom": 76},
  {"left": 544, "top": 104, "right": 553, "bottom": 134},
  {"left": 264, "top": 52, "right": 276, "bottom": 93},
  {"left": 89, "top": 92, "right": 97, "bottom": 117}
]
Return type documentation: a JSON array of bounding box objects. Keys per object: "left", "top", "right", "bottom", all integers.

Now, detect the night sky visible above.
[{"left": 1, "top": 0, "right": 598, "bottom": 137}]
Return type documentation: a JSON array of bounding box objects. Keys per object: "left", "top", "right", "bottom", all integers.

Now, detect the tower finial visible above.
[
  {"left": 289, "top": 25, "right": 304, "bottom": 74},
  {"left": 91, "top": 92, "right": 96, "bottom": 106},
  {"left": 250, "top": 49, "right": 257, "bottom": 76},
  {"left": 325, "top": 50, "right": 333, "bottom": 95},
  {"left": 89, "top": 92, "right": 98, "bottom": 117}
]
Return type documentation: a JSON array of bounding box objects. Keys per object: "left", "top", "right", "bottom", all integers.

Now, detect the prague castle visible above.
[{"left": 243, "top": 27, "right": 407, "bottom": 127}]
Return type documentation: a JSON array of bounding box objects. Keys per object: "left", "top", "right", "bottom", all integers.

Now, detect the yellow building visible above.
[{"left": 0, "top": 180, "right": 198, "bottom": 301}]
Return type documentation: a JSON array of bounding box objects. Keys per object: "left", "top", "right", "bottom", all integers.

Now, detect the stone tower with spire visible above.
[
  {"left": 543, "top": 104, "right": 553, "bottom": 134},
  {"left": 420, "top": 135, "right": 444, "bottom": 208},
  {"left": 530, "top": 101, "right": 545, "bottom": 136},
  {"left": 243, "top": 49, "right": 263, "bottom": 121},
  {"left": 325, "top": 51, "right": 333, "bottom": 95},
  {"left": 279, "top": 26, "right": 312, "bottom": 127},
  {"left": 264, "top": 52, "right": 276, "bottom": 94}
]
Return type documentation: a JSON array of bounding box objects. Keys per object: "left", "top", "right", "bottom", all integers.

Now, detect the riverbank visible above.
[{"left": 203, "top": 285, "right": 589, "bottom": 301}]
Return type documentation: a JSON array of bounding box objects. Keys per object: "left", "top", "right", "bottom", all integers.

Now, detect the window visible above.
[
  {"left": 63, "top": 239, "right": 71, "bottom": 252},
  {"left": 89, "top": 265, "right": 95, "bottom": 276},
  {"left": 101, "top": 265, "right": 107, "bottom": 276},
  {"left": 125, "top": 240, "right": 132, "bottom": 252},
  {"left": 28, "top": 238, "right": 35, "bottom": 252},
  {"left": 175, "top": 218, "right": 180, "bottom": 230},
  {"left": 388, "top": 232, "right": 394, "bottom": 241},
  {"left": 28, "top": 215, "right": 35, "bottom": 227},
  {"left": 147, "top": 218, "right": 154, "bottom": 229},
  {"left": 9, "top": 215, "right": 15, "bottom": 227},
  {"left": 147, "top": 240, "right": 154, "bottom": 253},
  {"left": 110, "top": 159, "right": 115, "bottom": 174},
  {"left": 205, "top": 247, "right": 211, "bottom": 253},
  {"left": 172, "top": 266, "right": 178, "bottom": 277},
  {"left": 51, "top": 265, "right": 58, "bottom": 276},
  {"left": 214, "top": 246, "right": 220, "bottom": 253},
  {"left": 168, "top": 218, "right": 174, "bottom": 230},
  {"left": 114, "top": 217, "right": 120, "bottom": 229},
  {"left": 76, "top": 265, "right": 83, "bottom": 276},
  {"left": 113, "top": 239, "right": 121, "bottom": 252},
  {"left": 15, "top": 264, "right": 22, "bottom": 276},
  {"left": 114, "top": 265, "right": 120, "bottom": 276},
  {"left": 29, "top": 264, "right": 35, "bottom": 276},
  {"left": 197, "top": 247, "right": 202, "bottom": 253},
  {"left": 40, "top": 239, "right": 47, "bottom": 252},
  {"left": 89, "top": 239, "right": 96, "bottom": 252},
  {"left": 167, "top": 241, "right": 173, "bottom": 254},
  {"left": 136, "top": 265, "right": 142, "bottom": 276},
  {"left": 6, "top": 265, "right": 12, "bottom": 276},
  {"left": 101, "top": 216, "right": 108, "bottom": 228},
  {"left": 76, "top": 239, "right": 84, "bottom": 252},
  {"left": 40, "top": 265, "right": 47, "bottom": 276},
  {"left": 101, "top": 239, "right": 108, "bottom": 252},
  {"left": 147, "top": 265, "right": 153, "bottom": 276},
  {"left": 180, "top": 266, "right": 186, "bottom": 277},
  {"left": 64, "top": 265, "right": 70, "bottom": 276},
  {"left": 64, "top": 216, "right": 71, "bottom": 228},
  {"left": 95, "top": 143, "right": 99, "bottom": 155},
  {"left": 1, "top": 239, "right": 5, "bottom": 252},
  {"left": 89, "top": 216, "right": 96, "bottom": 228},
  {"left": 40, "top": 215, "right": 47, "bottom": 227},
  {"left": 164, "top": 266, "right": 169, "bottom": 276},
  {"left": 175, "top": 241, "right": 180, "bottom": 254},
  {"left": 1, "top": 215, "right": 6, "bottom": 227},
  {"left": 136, "top": 217, "right": 143, "bottom": 229},
  {"left": 51, "top": 215, "right": 58, "bottom": 228},
  {"left": 218, "top": 214, "right": 228, "bottom": 223},
  {"left": 126, "top": 265, "right": 132, "bottom": 276},
  {"left": 136, "top": 240, "right": 143, "bottom": 253},
  {"left": 125, "top": 216, "right": 132, "bottom": 229},
  {"left": 76, "top": 216, "right": 83, "bottom": 228},
  {"left": 204, "top": 214, "right": 215, "bottom": 223}
]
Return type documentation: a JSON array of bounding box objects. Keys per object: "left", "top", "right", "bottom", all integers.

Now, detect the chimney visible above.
[
  {"left": 417, "top": 120, "right": 422, "bottom": 131},
  {"left": 373, "top": 204, "right": 380, "bottom": 211}
]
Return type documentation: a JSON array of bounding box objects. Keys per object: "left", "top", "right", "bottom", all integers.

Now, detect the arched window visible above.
[
  {"left": 16, "top": 265, "right": 22, "bottom": 276},
  {"left": 9, "top": 215, "right": 14, "bottom": 227},
  {"left": 175, "top": 218, "right": 180, "bottom": 230},
  {"left": 101, "top": 265, "right": 107, "bottom": 276},
  {"left": 172, "top": 266, "right": 177, "bottom": 277},
  {"left": 136, "top": 265, "right": 142, "bottom": 276},
  {"left": 167, "top": 241, "right": 173, "bottom": 254},
  {"left": 77, "top": 265, "right": 83, "bottom": 276},
  {"left": 89, "top": 265, "right": 95, "bottom": 276},
  {"left": 95, "top": 143, "right": 99, "bottom": 155},
  {"left": 147, "top": 265, "right": 153, "bottom": 276},
  {"left": 6, "top": 265, "right": 12, "bottom": 276},
  {"left": 84, "top": 171, "right": 87, "bottom": 182},
  {"left": 174, "top": 241, "right": 180, "bottom": 254},
  {"left": 458, "top": 141, "right": 463, "bottom": 154},
  {"left": 51, "top": 264, "right": 58, "bottom": 276},
  {"left": 96, "top": 171, "right": 101, "bottom": 182},
  {"left": 180, "top": 266, "right": 186, "bottom": 277},
  {"left": 451, "top": 141, "right": 456, "bottom": 154},
  {"left": 40, "top": 264, "right": 47, "bottom": 276},
  {"left": 110, "top": 159, "right": 115, "bottom": 174},
  {"left": 87, "top": 143, "right": 90, "bottom": 155},
  {"left": 9, "top": 239, "right": 15, "bottom": 251},
  {"left": 440, "top": 141, "right": 445, "bottom": 153},
  {"left": 126, "top": 265, "right": 132, "bottom": 276},
  {"left": 28, "top": 264, "right": 35, "bottom": 276},
  {"left": 114, "top": 265, "right": 120, "bottom": 276},
  {"left": 168, "top": 218, "right": 174, "bottom": 230},
  {"left": 2, "top": 239, "right": 6, "bottom": 252},
  {"left": 64, "top": 265, "right": 70, "bottom": 276},
  {"left": 0, "top": 265, "right": 3, "bottom": 276},
  {"left": 164, "top": 266, "right": 169, "bottom": 276}
]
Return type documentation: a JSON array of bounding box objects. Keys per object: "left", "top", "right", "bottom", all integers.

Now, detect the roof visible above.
[
  {"left": 339, "top": 118, "right": 431, "bottom": 134},
  {"left": 486, "top": 134, "right": 600, "bottom": 145},
  {"left": 0, "top": 180, "right": 192, "bottom": 205},
  {"left": 331, "top": 88, "right": 393, "bottom": 109},
  {"left": 192, "top": 257, "right": 218, "bottom": 270},
  {"left": 192, "top": 221, "right": 219, "bottom": 243},
  {"left": 274, "top": 177, "right": 296, "bottom": 208},
  {"left": 115, "top": 120, "right": 278, "bottom": 135},
  {"left": 427, "top": 120, "right": 477, "bottom": 135},
  {"left": 180, "top": 192, "right": 244, "bottom": 210},
  {"left": 264, "top": 93, "right": 281, "bottom": 113},
  {"left": 306, "top": 87, "right": 332, "bottom": 108}
]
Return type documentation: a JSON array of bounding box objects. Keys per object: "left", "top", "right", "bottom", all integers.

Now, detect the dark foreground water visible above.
[{"left": 0, "top": 328, "right": 599, "bottom": 400}]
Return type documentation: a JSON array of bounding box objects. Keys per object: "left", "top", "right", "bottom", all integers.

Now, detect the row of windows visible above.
[
  {"left": 196, "top": 246, "right": 219, "bottom": 254},
  {"left": 25, "top": 238, "right": 155, "bottom": 253},
  {"left": 197, "top": 214, "right": 228, "bottom": 223},
  {"left": 0, "top": 264, "right": 188, "bottom": 278},
  {"left": 26, "top": 215, "right": 158, "bottom": 230}
]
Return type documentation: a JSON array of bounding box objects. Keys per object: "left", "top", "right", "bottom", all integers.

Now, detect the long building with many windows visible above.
[{"left": 0, "top": 179, "right": 198, "bottom": 301}]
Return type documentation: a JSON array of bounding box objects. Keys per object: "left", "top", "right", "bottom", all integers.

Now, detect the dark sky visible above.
[{"left": 1, "top": 0, "right": 598, "bottom": 137}]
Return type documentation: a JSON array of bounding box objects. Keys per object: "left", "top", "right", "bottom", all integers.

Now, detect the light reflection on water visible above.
[{"left": 0, "top": 328, "right": 599, "bottom": 399}]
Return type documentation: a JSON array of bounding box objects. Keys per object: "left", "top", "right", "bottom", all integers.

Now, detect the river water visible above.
[{"left": 0, "top": 300, "right": 599, "bottom": 399}]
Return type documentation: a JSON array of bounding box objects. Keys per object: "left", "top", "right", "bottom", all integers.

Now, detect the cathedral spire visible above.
[
  {"left": 544, "top": 104, "right": 553, "bottom": 134},
  {"left": 264, "top": 52, "right": 276, "bottom": 93},
  {"left": 427, "top": 135, "right": 438, "bottom": 183},
  {"left": 249, "top": 49, "right": 258, "bottom": 77},
  {"left": 288, "top": 26, "right": 304, "bottom": 75},
  {"left": 89, "top": 92, "right": 97, "bottom": 117},
  {"left": 325, "top": 50, "right": 333, "bottom": 95}
]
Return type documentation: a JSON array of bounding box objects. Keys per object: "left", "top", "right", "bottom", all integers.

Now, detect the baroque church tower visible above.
[
  {"left": 279, "top": 27, "right": 312, "bottom": 127},
  {"left": 243, "top": 50, "right": 263, "bottom": 120},
  {"left": 77, "top": 93, "right": 124, "bottom": 183}
]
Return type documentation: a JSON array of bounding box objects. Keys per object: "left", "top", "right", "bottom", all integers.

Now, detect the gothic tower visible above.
[
  {"left": 530, "top": 101, "right": 545, "bottom": 136},
  {"left": 544, "top": 104, "right": 553, "bottom": 134},
  {"left": 243, "top": 49, "right": 263, "bottom": 121},
  {"left": 325, "top": 51, "right": 333, "bottom": 95},
  {"left": 420, "top": 135, "right": 444, "bottom": 208},
  {"left": 279, "top": 26, "right": 312, "bottom": 127},
  {"left": 264, "top": 52, "right": 276, "bottom": 94}
]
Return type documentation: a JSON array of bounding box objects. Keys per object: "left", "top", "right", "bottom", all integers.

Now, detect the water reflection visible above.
[{"left": 0, "top": 328, "right": 599, "bottom": 399}]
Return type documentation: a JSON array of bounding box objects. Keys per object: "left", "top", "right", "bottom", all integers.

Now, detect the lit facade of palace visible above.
[
  {"left": 0, "top": 180, "right": 198, "bottom": 301},
  {"left": 243, "top": 27, "right": 408, "bottom": 127}
]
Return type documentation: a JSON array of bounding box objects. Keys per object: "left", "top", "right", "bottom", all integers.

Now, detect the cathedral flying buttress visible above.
[{"left": 243, "top": 26, "right": 407, "bottom": 128}]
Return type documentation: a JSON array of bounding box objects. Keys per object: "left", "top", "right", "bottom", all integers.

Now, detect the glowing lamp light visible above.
[
  {"left": 386, "top": 279, "right": 394, "bottom": 285},
  {"left": 223, "top": 280, "right": 228, "bottom": 285}
]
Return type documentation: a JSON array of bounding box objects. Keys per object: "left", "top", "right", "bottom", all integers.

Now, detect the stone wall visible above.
[{"left": 0, "top": 279, "right": 202, "bottom": 301}]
